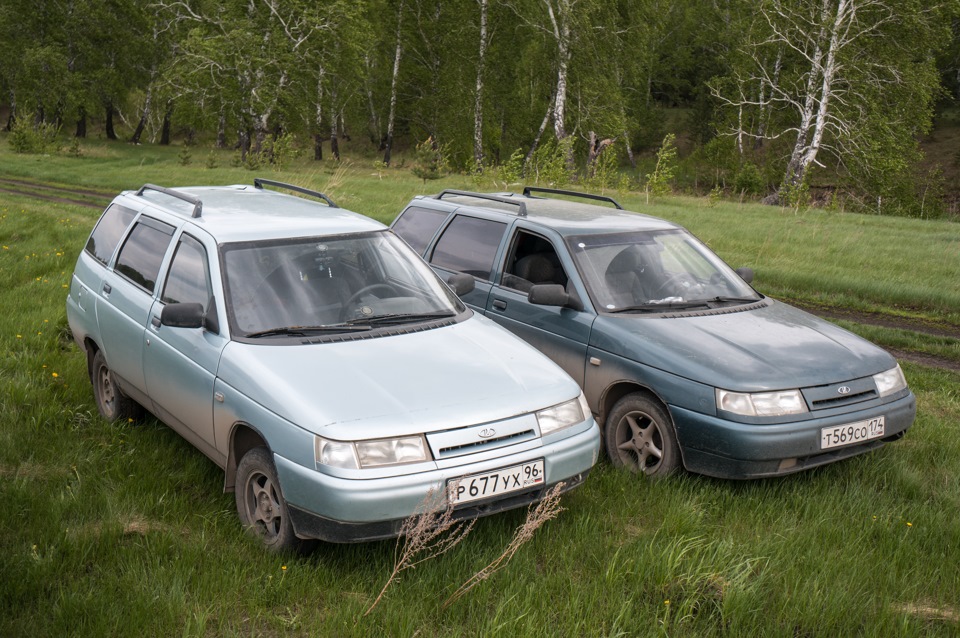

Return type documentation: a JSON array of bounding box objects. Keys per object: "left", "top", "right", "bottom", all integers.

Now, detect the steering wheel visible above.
[
  {"left": 650, "top": 273, "right": 695, "bottom": 299},
  {"left": 340, "top": 283, "right": 398, "bottom": 320}
]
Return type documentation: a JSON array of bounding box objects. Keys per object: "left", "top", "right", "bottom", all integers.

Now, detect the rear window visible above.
[
  {"left": 392, "top": 206, "right": 449, "bottom": 255},
  {"left": 85, "top": 204, "right": 137, "bottom": 265},
  {"left": 430, "top": 215, "right": 506, "bottom": 280},
  {"left": 114, "top": 216, "right": 175, "bottom": 293}
]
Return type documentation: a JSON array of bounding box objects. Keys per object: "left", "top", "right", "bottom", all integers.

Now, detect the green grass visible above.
[{"left": 2, "top": 138, "right": 960, "bottom": 636}]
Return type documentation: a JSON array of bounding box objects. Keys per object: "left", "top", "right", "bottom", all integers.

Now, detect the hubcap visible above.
[
  {"left": 615, "top": 411, "right": 663, "bottom": 474},
  {"left": 246, "top": 472, "right": 282, "bottom": 539},
  {"left": 98, "top": 367, "right": 115, "bottom": 415}
]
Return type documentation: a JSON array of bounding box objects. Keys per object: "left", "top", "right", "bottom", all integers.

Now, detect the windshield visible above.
[
  {"left": 567, "top": 229, "right": 760, "bottom": 312},
  {"left": 222, "top": 231, "right": 465, "bottom": 337}
]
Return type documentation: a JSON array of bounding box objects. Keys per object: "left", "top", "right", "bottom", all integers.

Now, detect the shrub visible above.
[
  {"left": 734, "top": 162, "right": 765, "bottom": 196},
  {"left": 9, "top": 116, "right": 60, "bottom": 154}
]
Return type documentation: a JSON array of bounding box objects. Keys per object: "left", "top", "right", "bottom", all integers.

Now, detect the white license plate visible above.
[
  {"left": 820, "top": 416, "right": 885, "bottom": 450},
  {"left": 448, "top": 459, "right": 545, "bottom": 505}
]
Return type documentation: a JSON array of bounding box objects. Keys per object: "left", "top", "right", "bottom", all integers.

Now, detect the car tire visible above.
[
  {"left": 235, "top": 447, "right": 312, "bottom": 553},
  {"left": 604, "top": 393, "right": 681, "bottom": 478},
  {"left": 91, "top": 350, "right": 142, "bottom": 422}
]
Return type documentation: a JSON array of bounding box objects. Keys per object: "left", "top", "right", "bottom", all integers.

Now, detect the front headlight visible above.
[
  {"left": 537, "top": 395, "right": 586, "bottom": 435},
  {"left": 356, "top": 436, "right": 428, "bottom": 467},
  {"left": 716, "top": 388, "right": 808, "bottom": 417},
  {"left": 315, "top": 437, "right": 359, "bottom": 469},
  {"left": 874, "top": 365, "right": 907, "bottom": 397},
  {"left": 315, "top": 435, "right": 429, "bottom": 469}
]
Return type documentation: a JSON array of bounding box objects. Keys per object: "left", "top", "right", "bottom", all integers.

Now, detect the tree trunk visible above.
[
  {"left": 473, "top": 0, "right": 489, "bottom": 168},
  {"left": 216, "top": 108, "right": 226, "bottom": 148},
  {"left": 330, "top": 84, "right": 340, "bottom": 161},
  {"left": 75, "top": 108, "right": 86, "bottom": 138},
  {"left": 160, "top": 101, "right": 172, "bottom": 145},
  {"left": 524, "top": 96, "right": 554, "bottom": 168},
  {"left": 364, "top": 55, "right": 383, "bottom": 149},
  {"left": 5, "top": 89, "right": 14, "bottom": 130},
  {"left": 383, "top": 0, "right": 405, "bottom": 166},
  {"left": 130, "top": 86, "right": 152, "bottom": 144},
  {"left": 314, "top": 66, "right": 325, "bottom": 161},
  {"left": 586, "top": 131, "right": 613, "bottom": 176},
  {"left": 105, "top": 103, "right": 117, "bottom": 140}
]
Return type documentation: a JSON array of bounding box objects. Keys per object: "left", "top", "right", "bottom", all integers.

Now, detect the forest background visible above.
[{"left": 3, "top": 0, "right": 960, "bottom": 219}]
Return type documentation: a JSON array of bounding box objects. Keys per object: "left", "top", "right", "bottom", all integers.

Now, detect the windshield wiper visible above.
[
  {"left": 245, "top": 324, "right": 373, "bottom": 338},
  {"left": 608, "top": 301, "right": 711, "bottom": 314},
  {"left": 347, "top": 311, "right": 457, "bottom": 326},
  {"left": 693, "top": 295, "right": 761, "bottom": 305}
]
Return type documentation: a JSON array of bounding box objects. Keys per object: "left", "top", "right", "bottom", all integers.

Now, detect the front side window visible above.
[
  {"left": 569, "top": 230, "right": 760, "bottom": 312},
  {"left": 500, "top": 230, "right": 568, "bottom": 293},
  {"left": 162, "top": 234, "right": 212, "bottom": 310},
  {"left": 222, "top": 231, "right": 466, "bottom": 339},
  {"left": 85, "top": 204, "right": 137, "bottom": 265},
  {"left": 114, "top": 217, "right": 175, "bottom": 293},
  {"left": 430, "top": 215, "right": 506, "bottom": 280}
]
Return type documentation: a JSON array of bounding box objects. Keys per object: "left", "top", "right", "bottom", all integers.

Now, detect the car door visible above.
[
  {"left": 424, "top": 213, "right": 508, "bottom": 311},
  {"left": 96, "top": 214, "right": 176, "bottom": 405},
  {"left": 485, "top": 228, "right": 595, "bottom": 387},
  {"left": 143, "top": 231, "right": 227, "bottom": 463}
]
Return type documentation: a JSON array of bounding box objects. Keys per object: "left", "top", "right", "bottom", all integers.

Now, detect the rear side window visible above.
[
  {"left": 161, "top": 234, "right": 212, "bottom": 310},
  {"left": 114, "top": 217, "right": 175, "bottom": 293},
  {"left": 430, "top": 215, "right": 506, "bottom": 280},
  {"left": 85, "top": 204, "right": 137, "bottom": 265},
  {"left": 392, "top": 206, "right": 449, "bottom": 254}
]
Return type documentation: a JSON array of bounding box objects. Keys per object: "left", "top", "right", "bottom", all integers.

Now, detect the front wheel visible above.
[
  {"left": 604, "top": 393, "right": 681, "bottom": 478},
  {"left": 235, "top": 447, "right": 311, "bottom": 553}
]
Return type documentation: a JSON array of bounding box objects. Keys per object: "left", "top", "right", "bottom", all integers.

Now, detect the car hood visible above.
[
  {"left": 217, "top": 315, "right": 579, "bottom": 439},
  {"left": 591, "top": 299, "right": 896, "bottom": 391}
]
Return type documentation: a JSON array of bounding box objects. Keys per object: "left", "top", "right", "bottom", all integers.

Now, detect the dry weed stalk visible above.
[
  {"left": 364, "top": 483, "right": 475, "bottom": 616},
  {"left": 443, "top": 481, "right": 566, "bottom": 608}
]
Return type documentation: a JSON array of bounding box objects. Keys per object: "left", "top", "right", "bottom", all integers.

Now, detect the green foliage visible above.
[
  {"left": 733, "top": 162, "right": 764, "bottom": 196},
  {"left": 8, "top": 117, "right": 60, "bottom": 154},
  {"left": 177, "top": 145, "right": 192, "bottom": 166},
  {"left": 527, "top": 138, "right": 574, "bottom": 188},
  {"left": 586, "top": 143, "right": 631, "bottom": 194},
  {"left": 411, "top": 137, "right": 446, "bottom": 184},
  {"left": 264, "top": 134, "right": 300, "bottom": 172},
  {"left": 205, "top": 151, "right": 219, "bottom": 170},
  {"left": 66, "top": 137, "right": 83, "bottom": 159},
  {"left": 645, "top": 133, "right": 678, "bottom": 200}
]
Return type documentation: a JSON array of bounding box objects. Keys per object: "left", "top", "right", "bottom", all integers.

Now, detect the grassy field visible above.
[{"left": 2, "top": 139, "right": 959, "bottom": 636}]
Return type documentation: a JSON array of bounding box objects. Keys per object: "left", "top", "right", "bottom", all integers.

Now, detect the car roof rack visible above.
[
  {"left": 136, "top": 184, "right": 203, "bottom": 218},
  {"left": 434, "top": 189, "right": 527, "bottom": 216},
  {"left": 254, "top": 178, "right": 338, "bottom": 208},
  {"left": 522, "top": 186, "right": 623, "bottom": 210}
]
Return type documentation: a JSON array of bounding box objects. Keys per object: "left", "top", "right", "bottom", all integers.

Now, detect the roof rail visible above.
[
  {"left": 435, "top": 189, "right": 527, "bottom": 217},
  {"left": 254, "top": 178, "right": 338, "bottom": 208},
  {"left": 522, "top": 186, "right": 623, "bottom": 210},
  {"left": 136, "top": 184, "right": 203, "bottom": 218}
]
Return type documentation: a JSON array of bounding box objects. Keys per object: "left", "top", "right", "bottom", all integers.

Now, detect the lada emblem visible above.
[
  {"left": 478, "top": 428, "right": 496, "bottom": 439},
  {"left": 837, "top": 386, "right": 851, "bottom": 395}
]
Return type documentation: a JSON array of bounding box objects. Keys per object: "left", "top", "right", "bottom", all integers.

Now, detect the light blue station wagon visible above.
[
  {"left": 66, "top": 181, "right": 599, "bottom": 551},
  {"left": 391, "top": 188, "right": 916, "bottom": 480}
]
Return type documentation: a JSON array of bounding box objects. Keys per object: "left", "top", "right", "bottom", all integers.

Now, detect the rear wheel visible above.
[
  {"left": 91, "top": 350, "right": 142, "bottom": 422},
  {"left": 236, "top": 447, "right": 312, "bottom": 553},
  {"left": 604, "top": 393, "right": 680, "bottom": 478}
]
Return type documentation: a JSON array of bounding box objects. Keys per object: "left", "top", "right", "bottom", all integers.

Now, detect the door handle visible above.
[
  {"left": 151, "top": 316, "right": 161, "bottom": 328},
  {"left": 492, "top": 299, "right": 507, "bottom": 311},
  {"left": 102, "top": 282, "right": 112, "bottom": 294}
]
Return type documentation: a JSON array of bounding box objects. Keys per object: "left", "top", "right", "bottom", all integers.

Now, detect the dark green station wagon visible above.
[{"left": 391, "top": 188, "right": 916, "bottom": 479}]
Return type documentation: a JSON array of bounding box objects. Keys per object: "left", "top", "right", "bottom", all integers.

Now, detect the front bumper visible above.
[
  {"left": 275, "top": 420, "right": 601, "bottom": 542},
  {"left": 672, "top": 392, "right": 916, "bottom": 479}
]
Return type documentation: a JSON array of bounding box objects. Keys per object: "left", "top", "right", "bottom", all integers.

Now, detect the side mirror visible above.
[
  {"left": 447, "top": 273, "right": 475, "bottom": 296},
  {"left": 735, "top": 267, "right": 754, "bottom": 284},
  {"left": 528, "top": 284, "right": 583, "bottom": 311},
  {"left": 161, "top": 302, "right": 204, "bottom": 329}
]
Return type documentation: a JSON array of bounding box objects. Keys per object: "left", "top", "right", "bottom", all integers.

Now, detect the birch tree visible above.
[{"left": 713, "top": 0, "right": 952, "bottom": 206}]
